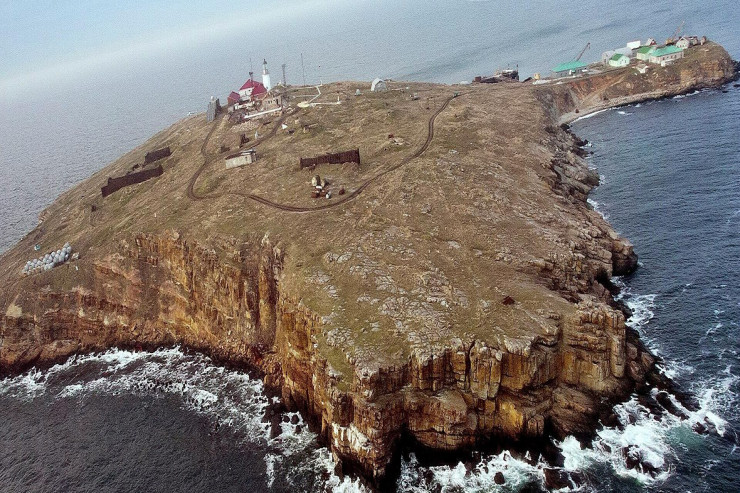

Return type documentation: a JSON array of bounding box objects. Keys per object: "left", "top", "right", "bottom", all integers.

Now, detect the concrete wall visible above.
[
  {"left": 300, "top": 149, "right": 360, "bottom": 169},
  {"left": 144, "top": 147, "right": 172, "bottom": 164},
  {"left": 101, "top": 164, "right": 163, "bottom": 197},
  {"left": 649, "top": 51, "right": 684, "bottom": 66}
]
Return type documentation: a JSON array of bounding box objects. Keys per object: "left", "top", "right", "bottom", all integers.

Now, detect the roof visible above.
[
  {"left": 552, "top": 60, "right": 588, "bottom": 73},
  {"left": 636, "top": 46, "right": 656, "bottom": 54},
  {"left": 370, "top": 78, "right": 386, "bottom": 90},
  {"left": 225, "top": 149, "right": 256, "bottom": 160},
  {"left": 239, "top": 79, "right": 267, "bottom": 95},
  {"left": 610, "top": 53, "right": 628, "bottom": 62},
  {"left": 651, "top": 45, "right": 683, "bottom": 57},
  {"left": 228, "top": 91, "right": 241, "bottom": 100}
]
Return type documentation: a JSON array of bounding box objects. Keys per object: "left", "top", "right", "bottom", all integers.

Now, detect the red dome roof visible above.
[{"left": 239, "top": 79, "right": 267, "bottom": 95}]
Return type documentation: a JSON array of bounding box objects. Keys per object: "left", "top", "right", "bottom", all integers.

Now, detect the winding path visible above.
[{"left": 187, "top": 93, "right": 457, "bottom": 213}]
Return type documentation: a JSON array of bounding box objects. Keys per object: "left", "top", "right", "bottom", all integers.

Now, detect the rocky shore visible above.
[{"left": 1, "top": 41, "right": 736, "bottom": 488}]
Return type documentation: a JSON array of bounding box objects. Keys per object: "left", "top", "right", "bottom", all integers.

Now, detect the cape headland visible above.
[{"left": 1, "top": 40, "right": 736, "bottom": 487}]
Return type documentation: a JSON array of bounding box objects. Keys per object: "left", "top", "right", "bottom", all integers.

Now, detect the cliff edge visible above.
[{"left": 1, "top": 41, "right": 736, "bottom": 486}]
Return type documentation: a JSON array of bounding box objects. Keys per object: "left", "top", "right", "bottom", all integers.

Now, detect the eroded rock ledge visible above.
[
  {"left": 2, "top": 229, "right": 651, "bottom": 480},
  {"left": 1, "top": 42, "right": 736, "bottom": 487}
]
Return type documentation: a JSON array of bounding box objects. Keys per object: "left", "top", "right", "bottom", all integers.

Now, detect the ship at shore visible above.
[{"left": 474, "top": 68, "right": 520, "bottom": 83}]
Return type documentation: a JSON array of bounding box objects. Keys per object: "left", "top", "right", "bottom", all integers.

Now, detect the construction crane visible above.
[
  {"left": 666, "top": 20, "right": 685, "bottom": 45},
  {"left": 574, "top": 42, "right": 591, "bottom": 61}
]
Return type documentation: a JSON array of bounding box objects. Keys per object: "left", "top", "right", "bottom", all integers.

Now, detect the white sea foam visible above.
[
  {"left": 396, "top": 368, "right": 738, "bottom": 492},
  {"left": 672, "top": 90, "right": 702, "bottom": 100},
  {"left": 397, "top": 450, "right": 544, "bottom": 492},
  {"left": 559, "top": 395, "right": 674, "bottom": 485},
  {"left": 561, "top": 371, "right": 737, "bottom": 486},
  {"left": 617, "top": 110, "right": 632, "bottom": 115},
  {"left": 587, "top": 198, "right": 609, "bottom": 220},
  {"left": 626, "top": 293, "right": 657, "bottom": 331},
  {"left": 572, "top": 107, "right": 611, "bottom": 122},
  {"left": 617, "top": 284, "right": 696, "bottom": 379},
  {"left": 0, "top": 347, "right": 369, "bottom": 492},
  {"left": 565, "top": 273, "right": 739, "bottom": 487}
]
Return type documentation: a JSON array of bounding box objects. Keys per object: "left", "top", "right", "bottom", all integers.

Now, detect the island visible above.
[{"left": 1, "top": 40, "right": 736, "bottom": 487}]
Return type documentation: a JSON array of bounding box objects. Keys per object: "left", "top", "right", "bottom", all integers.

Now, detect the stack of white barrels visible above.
[{"left": 22, "top": 243, "right": 73, "bottom": 275}]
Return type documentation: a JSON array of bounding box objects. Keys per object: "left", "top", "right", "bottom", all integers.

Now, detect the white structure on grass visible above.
[{"left": 371, "top": 78, "right": 387, "bottom": 92}]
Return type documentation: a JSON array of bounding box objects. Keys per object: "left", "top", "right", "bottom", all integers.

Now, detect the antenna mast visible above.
[{"left": 301, "top": 53, "right": 306, "bottom": 86}]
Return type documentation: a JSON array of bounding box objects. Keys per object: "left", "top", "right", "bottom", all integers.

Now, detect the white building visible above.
[
  {"left": 225, "top": 149, "right": 257, "bottom": 169},
  {"left": 608, "top": 53, "right": 630, "bottom": 68},
  {"left": 626, "top": 40, "right": 641, "bottom": 50},
  {"left": 649, "top": 45, "right": 684, "bottom": 66},
  {"left": 635, "top": 45, "right": 656, "bottom": 61},
  {"left": 262, "top": 59, "right": 272, "bottom": 91},
  {"left": 676, "top": 37, "right": 691, "bottom": 50},
  {"left": 602, "top": 46, "right": 633, "bottom": 64},
  {"left": 601, "top": 50, "right": 617, "bottom": 65}
]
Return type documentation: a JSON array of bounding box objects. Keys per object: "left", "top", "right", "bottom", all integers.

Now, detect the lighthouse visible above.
[{"left": 262, "top": 59, "right": 272, "bottom": 91}]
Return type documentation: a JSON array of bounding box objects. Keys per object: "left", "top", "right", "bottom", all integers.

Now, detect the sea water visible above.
[{"left": 1, "top": 1, "right": 739, "bottom": 491}]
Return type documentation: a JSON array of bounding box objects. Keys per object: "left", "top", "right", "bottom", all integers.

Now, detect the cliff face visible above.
[
  {"left": 1, "top": 227, "right": 652, "bottom": 482},
  {"left": 1, "top": 42, "right": 736, "bottom": 486},
  {"left": 0, "top": 233, "right": 282, "bottom": 372}
]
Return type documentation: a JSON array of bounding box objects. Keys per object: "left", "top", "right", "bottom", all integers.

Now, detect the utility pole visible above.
[
  {"left": 301, "top": 53, "right": 306, "bottom": 87},
  {"left": 282, "top": 63, "right": 287, "bottom": 86}
]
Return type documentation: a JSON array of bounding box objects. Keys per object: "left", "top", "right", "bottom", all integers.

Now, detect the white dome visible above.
[{"left": 370, "top": 78, "right": 388, "bottom": 92}]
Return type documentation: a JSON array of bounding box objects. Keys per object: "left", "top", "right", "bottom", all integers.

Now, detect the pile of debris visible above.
[
  {"left": 310, "top": 175, "right": 345, "bottom": 199},
  {"left": 22, "top": 243, "right": 77, "bottom": 275}
]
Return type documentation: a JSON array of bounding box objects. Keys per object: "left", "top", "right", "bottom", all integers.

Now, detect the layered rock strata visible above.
[{"left": 1, "top": 42, "right": 736, "bottom": 486}]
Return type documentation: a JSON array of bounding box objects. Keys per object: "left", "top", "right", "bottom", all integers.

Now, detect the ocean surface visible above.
[{"left": 1, "top": 1, "right": 739, "bottom": 491}]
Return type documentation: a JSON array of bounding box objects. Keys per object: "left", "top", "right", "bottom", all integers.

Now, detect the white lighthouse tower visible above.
[{"left": 262, "top": 59, "right": 272, "bottom": 91}]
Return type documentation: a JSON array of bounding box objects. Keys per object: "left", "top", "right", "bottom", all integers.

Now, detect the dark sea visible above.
[{"left": 1, "top": 1, "right": 739, "bottom": 491}]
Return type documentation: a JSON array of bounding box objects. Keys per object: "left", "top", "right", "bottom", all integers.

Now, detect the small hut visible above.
[
  {"left": 227, "top": 91, "right": 241, "bottom": 106},
  {"left": 371, "top": 78, "right": 387, "bottom": 92},
  {"left": 225, "top": 149, "right": 257, "bottom": 169}
]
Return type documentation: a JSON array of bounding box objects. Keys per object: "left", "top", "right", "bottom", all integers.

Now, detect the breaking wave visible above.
[
  {"left": 397, "top": 450, "right": 545, "bottom": 492},
  {"left": 587, "top": 198, "right": 609, "bottom": 220},
  {"left": 672, "top": 90, "right": 703, "bottom": 100},
  {"left": 0, "top": 347, "right": 369, "bottom": 493}
]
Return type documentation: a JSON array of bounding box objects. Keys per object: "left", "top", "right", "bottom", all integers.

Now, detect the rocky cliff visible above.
[
  {"left": 1, "top": 41, "right": 736, "bottom": 487},
  {"left": 542, "top": 41, "right": 737, "bottom": 123}
]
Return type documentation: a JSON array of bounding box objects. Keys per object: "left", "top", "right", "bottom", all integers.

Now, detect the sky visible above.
[
  {"left": 0, "top": 0, "right": 350, "bottom": 84},
  {"left": 2, "top": 0, "right": 737, "bottom": 94}
]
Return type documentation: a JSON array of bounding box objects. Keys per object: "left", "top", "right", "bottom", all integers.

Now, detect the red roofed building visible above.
[
  {"left": 227, "top": 91, "right": 241, "bottom": 106},
  {"left": 238, "top": 79, "right": 267, "bottom": 101}
]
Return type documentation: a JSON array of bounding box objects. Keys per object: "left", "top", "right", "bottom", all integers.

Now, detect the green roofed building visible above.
[
  {"left": 552, "top": 60, "right": 588, "bottom": 78},
  {"left": 635, "top": 45, "right": 656, "bottom": 61},
  {"left": 608, "top": 53, "right": 630, "bottom": 68},
  {"left": 649, "top": 45, "right": 684, "bottom": 66}
]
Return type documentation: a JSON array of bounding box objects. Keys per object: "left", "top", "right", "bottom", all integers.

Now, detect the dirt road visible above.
[{"left": 187, "top": 94, "right": 457, "bottom": 213}]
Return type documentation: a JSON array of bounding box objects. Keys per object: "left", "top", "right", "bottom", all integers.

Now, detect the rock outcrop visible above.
[
  {"left": 1, "top": 230, "right": 650, "bottom": 482},
  {"left": 1, "top": 41, "right": 736, "bottom": 487}
]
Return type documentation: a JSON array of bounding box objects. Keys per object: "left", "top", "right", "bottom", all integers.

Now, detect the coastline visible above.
[{"left": 1, "top": 42, "right": 737, "bottom": 488}]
